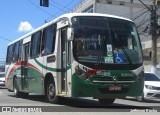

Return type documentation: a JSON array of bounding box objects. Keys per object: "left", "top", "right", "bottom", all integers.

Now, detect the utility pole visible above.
[
  {"left": 129, "top": 0, "right": 133, "bottom": 19},
  {"left": 139, "top": 0, "right": 158, "bottom": 73},
  {"left": 150, "top": 0, "right": 158, "bottom": 73}
]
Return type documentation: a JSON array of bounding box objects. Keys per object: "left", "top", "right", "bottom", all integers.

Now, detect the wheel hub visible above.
[{"left": 48, "top": 83, "right": 55, "bottom": 98}]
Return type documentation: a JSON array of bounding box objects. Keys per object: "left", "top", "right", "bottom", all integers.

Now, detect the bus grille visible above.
[{"left": 92, "top": 76, "right": 134, "bottom": 82}]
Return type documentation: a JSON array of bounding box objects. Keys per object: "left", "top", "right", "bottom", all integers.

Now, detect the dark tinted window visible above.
[
  {"left": 42, "top": 24, "right": 56, "bottom": 55},
  {"left": 144, "top": 73, "right": 160, "bottom": 81},
  {"left": 31, "top": 31, "right": 41, "bottom": 58},
  {"left": 18, "top": 40, "right": 22, "bottom": 61},
  {"left": 6, "top": 44, "right": 14, "bottom": 64},
  {"left": 6, "top": 40, "right": 22, "bottom": 64},
  {"left": 13, "top": 42, "right": 20, "bottom": 62},
  {"left": 82, "top": 5, "right": 93, "bottom": 13}
]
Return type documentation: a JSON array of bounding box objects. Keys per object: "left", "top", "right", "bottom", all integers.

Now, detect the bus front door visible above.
[{"left": 61, "top": 28, "right": 68, "bottom": 92}]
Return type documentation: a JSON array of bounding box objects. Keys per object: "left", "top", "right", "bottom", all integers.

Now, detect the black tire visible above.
[
  {"left": 136, "top": 94, "right": 144, "bottom": 102},
  {"left": 13, "top": 78, "right": 21, "bottom": 98},
  {"left": 21, "top": 92, "right": 29, "bottom": 97},
  {"left": 46, "top": 77, "right": 59, "bottom": 103},
  {"left": 98, "top": 98, "right": 115, "bottom": 105}
]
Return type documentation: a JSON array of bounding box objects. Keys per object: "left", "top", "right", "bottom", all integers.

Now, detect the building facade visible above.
[{"left": 71, "top": 0, "right": 160, "bottom": 72}]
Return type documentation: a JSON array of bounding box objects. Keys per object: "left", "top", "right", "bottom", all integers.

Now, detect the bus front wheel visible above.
[
  {"left": 136, "top": 93, "right": 144, "bottom": 102},
  {"left": 98, "top": 98, "right": 115, "bottom": 105},
  {"left": 46, "top": 78, "right": 59, "bottom": 103}
]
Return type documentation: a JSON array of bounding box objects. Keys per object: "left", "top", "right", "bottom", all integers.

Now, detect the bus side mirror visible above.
[{"left": 67, "top": 28, "right": 74, "bottom": 41}]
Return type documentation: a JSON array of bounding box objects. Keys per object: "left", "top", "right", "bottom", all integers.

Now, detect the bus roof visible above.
[
  {"left": 8, "top": 13, "right": 132, "bottom": 46},
  {"left": 61, "top": 13, "right": 132, "bottom": 22}
]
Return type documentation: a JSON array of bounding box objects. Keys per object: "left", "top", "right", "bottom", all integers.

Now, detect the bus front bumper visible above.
[{"left": 71, "top": 74, "right": 144, "bottom": 98}]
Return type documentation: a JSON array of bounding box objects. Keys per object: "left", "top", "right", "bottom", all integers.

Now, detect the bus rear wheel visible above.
[
  {"left": 46, "top": 78, "right": 59, "bottom": 103},
  {"left": 13, "top": 78, "right": 21, "bottom": 98},
  {"left": 98, "top": 98, "right": 115, "bottom": 105}
]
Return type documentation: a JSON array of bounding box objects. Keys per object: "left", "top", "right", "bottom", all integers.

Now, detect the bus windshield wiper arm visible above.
[{"left": 96, "top": 35, "right": 104, "bottom": 65}]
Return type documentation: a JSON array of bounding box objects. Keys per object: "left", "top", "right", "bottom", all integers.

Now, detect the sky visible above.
[{"left": 0, "top": 0, "right": 82, "bottom": 62}]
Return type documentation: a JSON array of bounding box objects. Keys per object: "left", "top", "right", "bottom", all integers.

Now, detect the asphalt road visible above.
[{"left": 0, "top": 87, "right": 160, "bottom": 112}]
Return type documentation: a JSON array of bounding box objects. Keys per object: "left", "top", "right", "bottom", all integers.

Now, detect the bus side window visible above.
[
  {"left": 18, "top": 40, "right": 23, "bottom": 61},
  {"left": 13, "top": 41, "right": 20, "bottom": 63},
  {"left": 42, "top": 24, "right": 56, "bottom": 55},
  {"left": 41, "top": 30, "right": 45, "bottom": 55},
  {"left": 6, "top": 46, "right": 10, "bottom": 64},
  {"left": 30, "top": 31, "right": 41, "bottom": 58},
  {"left": 6, "top": 44, "right": 14, "bottom": 64}
]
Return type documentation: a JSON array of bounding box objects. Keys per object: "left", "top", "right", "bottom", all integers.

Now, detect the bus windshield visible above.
[{"left": 72, "top": 16, "right": 143, "bottom": 67}]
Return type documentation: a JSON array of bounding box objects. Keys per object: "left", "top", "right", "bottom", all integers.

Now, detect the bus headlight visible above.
[
  {"left": 75, "top": 66, "right": 97, "bottom": 82},
  {"left": 137, "top": 71, "right": 144, "bottom": 81},
  {"left": 75, "top": 66, "right": 89, "bottom": 81}
]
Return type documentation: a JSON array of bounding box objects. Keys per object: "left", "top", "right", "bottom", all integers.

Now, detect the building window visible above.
[{"left": 82, "top": 5, "right": 94, "bottom": 13}]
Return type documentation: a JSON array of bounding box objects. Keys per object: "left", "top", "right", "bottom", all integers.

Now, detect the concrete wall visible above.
[
  {"left": 70, "top": 0, "right": 95, "bottom": 13},
  {"left": 95, "top": 3, "right": 130, "bottom": 17}
]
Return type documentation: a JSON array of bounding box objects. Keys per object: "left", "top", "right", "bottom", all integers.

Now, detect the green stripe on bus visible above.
[{"left": 34, "top": 59, "right": 71, "bottom": 72}]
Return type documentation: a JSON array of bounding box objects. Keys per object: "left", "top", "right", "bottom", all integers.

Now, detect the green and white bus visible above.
[{"left": 5, "top": 13, "right": 144, "bottom": 105}]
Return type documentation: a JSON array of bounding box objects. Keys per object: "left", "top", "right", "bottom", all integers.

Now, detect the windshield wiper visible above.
[{"left": 96, "top": 35, "right": 105, "bottom": 65}]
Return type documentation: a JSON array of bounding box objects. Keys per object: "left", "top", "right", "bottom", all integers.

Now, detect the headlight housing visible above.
[
  {"left": 75, "top": 66, "right": 98, "bottom": 82},
  {"left": 145, "top": 85, "right": 157, "bottom": 90}
]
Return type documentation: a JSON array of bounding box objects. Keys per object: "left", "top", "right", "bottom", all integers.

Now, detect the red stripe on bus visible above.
[
  {"left": 5, "top": 61, "right": 43, "bottom": 87},
  {"left": 5, "top": 61, "right": 22, "bottom": 87}
]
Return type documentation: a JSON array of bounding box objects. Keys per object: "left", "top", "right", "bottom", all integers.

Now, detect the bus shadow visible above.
[
  {"left": 57, "top": 97, "right": 152, "bottom": 109},
  {"left": 7, "top": 94, "right": 153, "bottom": 110},
  {"left": 15, "top": 94, "right": 154, "bottom": 109},
  {"left": 8, "top": 94, "right": 46, "bottom": 103}
]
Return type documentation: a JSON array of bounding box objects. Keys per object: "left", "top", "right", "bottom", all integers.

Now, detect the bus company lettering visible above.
[
  {"left": 11, "top": 107, "right": 42, "bottom": 112},
  {"left": 121, "top": 73, "right": 134, "bottom": 77},
  {"left": 96, "top": 71, "right": 111, "bottom": 76}
]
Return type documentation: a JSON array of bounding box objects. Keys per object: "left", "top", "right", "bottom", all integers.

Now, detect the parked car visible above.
[
  {"left": 0, "top": 72, "right": 5, "bottom": 86},
  {"left": 136, "top": 72, "right": 160, "bottom": 101}
]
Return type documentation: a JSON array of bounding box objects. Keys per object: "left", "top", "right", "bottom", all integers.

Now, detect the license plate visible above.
[{"left": 109, "top": 86, "right": 121, "bottom": 91}]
